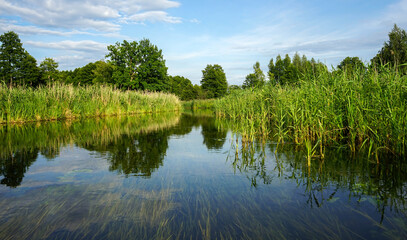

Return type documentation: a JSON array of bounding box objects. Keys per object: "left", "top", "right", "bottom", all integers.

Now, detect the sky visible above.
[{"left": 1, "top": 0, "right": 407, "bottom": 85}]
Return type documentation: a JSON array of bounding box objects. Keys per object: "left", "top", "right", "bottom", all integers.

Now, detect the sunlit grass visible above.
[
  {"left": 215, "top": 67, "right": 407, "bottom": 157},
  {"left": 0, "top": 83, "right": 181, "bottom": 123}
]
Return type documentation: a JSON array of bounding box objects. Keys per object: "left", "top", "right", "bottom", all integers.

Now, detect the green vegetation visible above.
[
  {"left": 213, "top": 24, "right": 407, "bottom": 158},
  {"left": 200, "top": 64, "right": 228, "bottom": 98},
  {"left": 182, "top": 99, "right": 216, "bottom": 111},
  {"left": 215, "top": 67, "right": 407, "bottom": 157},
  {"left": 372, "top": 24, "right": 407, "bottom": 74},
  {"left": 0, "top": 83, "right": 180, "bottom": 123}
]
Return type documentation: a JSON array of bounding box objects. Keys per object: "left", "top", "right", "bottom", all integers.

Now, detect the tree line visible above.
[
  {"left": 0, "top": 32, "right": 228, "bottom": 101},
  {"left": 241, "top": 24, "right": 407, "bottom": 89},
  {"left": 1, "top": 24, "right": 406, "bottom": 99}
]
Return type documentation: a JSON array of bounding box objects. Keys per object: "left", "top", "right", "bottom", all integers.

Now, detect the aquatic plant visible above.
[
  {"left": 215, "top": 66, "right": 407, "bottom": 157},
  {"left": 0, "top": 83, "right": 181, "bottom": 123}
]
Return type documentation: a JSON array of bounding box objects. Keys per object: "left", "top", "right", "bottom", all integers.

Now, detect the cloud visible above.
[
  {"left": 26, "top": 40, "right": 108, "bottom": 53},
  {"left": 0, "top": 0, "right": 182, "bottom": 32},
  {"left": 124, "top": 11, "right": 182, "bottom": 24}
]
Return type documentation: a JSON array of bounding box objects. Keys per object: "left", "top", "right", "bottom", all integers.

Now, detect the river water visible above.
[{"left": 0, "top": 112, "right": 406, "bottom": 239}]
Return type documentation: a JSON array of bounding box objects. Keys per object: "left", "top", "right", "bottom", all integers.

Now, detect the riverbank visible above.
[
  {"left": 0, "top": 84, "right": 181, "bottom": 124},
  {"left": 214, "top": 68, "right": 407, "bottom": 157}
]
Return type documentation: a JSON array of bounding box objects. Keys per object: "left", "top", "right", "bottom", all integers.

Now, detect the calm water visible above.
[{"left": 0, "top": 112, "right": 406, "bottom": 239}]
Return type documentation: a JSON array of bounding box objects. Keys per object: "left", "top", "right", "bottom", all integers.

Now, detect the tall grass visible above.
[
  {"left": 182, "top": 99, "right": 216, "bottom": 111},
  {"left": 215, "top": 67, "right": 407, "bottom": 157},
  {"left": 0, "top": 83, "right": 181, "bottom": 123}
]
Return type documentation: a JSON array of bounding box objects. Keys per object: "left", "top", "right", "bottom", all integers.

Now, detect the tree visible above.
[
  {"left": 243, "top": 62, "right": 265, "bottom": 88},
  {"left": 337, "top": 57, "right": 365, "bottom": 73},
  {"left": 72, "top": 62, "right": 96, "bottom": 85},
  {"left": 106, "top": 39, "right": 168, "bottom": 91},
  {"left": 93, "top": 60, "right": 114, "bottom": 85},
  {"left": 40, "top": 58, "right": 59, "bottom": 84},
  {"left": 201, "top": 64, "right": 228, "bottom": 98},
  {"left": 0, "top": 31, "right": 26, "bottom": 86},
  {"left": 371, "top": 24, "right": 407, "bottom": 74},
  {"left": 20, "top": 52, "right": 41, "bottom": 86},
  {"left": 168, "top": 75, "right": 197, "bottom": 100}
]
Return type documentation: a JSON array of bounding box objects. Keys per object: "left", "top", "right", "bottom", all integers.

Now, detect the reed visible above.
[
  {"left": 0, "top": 83, "right": 181, "bottom": 123},
  {"left": 215, "top": 67, "right": 407, "bottom": 157},
  {"left": 182, "top": 99, "right": 216, "bottom": 111}
]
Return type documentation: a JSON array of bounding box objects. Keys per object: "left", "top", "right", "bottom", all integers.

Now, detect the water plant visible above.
[
  {"left": 0, "top": 83, "right": 181, "bottom": 124},
  {"left": 214, "top": 67, "right": 407, "bottom": 157}
]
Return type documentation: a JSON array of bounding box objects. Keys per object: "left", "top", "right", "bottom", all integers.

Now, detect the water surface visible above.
[{"left": 0, "top": 112, "right": 406, "bottom": 239}]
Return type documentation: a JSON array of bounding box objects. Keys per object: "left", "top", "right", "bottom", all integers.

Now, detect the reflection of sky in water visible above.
[{"left": 0, "top": 114, "right": 406, "bottom": 239}]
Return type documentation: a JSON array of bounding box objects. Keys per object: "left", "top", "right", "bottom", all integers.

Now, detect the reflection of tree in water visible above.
[
  {"left": 0, "top": 149, "right": 38, "bottom": 188},
  {"left": 107, "top": 131, "right": 169, "bottom": 177},
  {"left": 0, "top": 112, "right": 228, "bottom": 186},
  {"left": 201, "top": 118, "right": 227, "bottom": 150}
]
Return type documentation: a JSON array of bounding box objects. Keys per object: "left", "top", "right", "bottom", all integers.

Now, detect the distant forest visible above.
[{"left": 1, "top": 24, "right": 406, "bottom": 100}]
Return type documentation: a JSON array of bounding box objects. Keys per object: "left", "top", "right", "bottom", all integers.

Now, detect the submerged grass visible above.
[
  {"left": 0, "top": 83, "right": 181, "bottom": 123},
  {"left": 215, "top": 67, "right": 407, "bottom": 157}
]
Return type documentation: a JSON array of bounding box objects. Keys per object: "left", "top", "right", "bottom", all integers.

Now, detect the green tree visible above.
[
  {"left": 0, "top": 31, "right": 26, "bottom": 86},
  {"left": 93, "top": 60, "right": 114, "bottom": 85},
  {"left": 267, "top": 58, "right": 275, "bottom": 84},
  {"left": 337, "top": 57, "right": 365, "bottom": 73},
  {"left": 371, "top": 24, "right": 407, "bottom": 74},
  {"left": 72, "top": 62, "right": 96, "bottom": 85},
  {"left": 19, "top": 52, "right": 41, "bottom": 86},
  {"left": 168, "top": 75, "right": 197, "bottom": 100},
  {"left": 243, "top": 62, "right": 265, "bottom": 88},
  {"left": 40, "top": 58, "right": 59, "bottom": 84},
  {"left": 106, "top": 39, "right": 168, "bottom": 91},
  {"left": 201, "top": 64, "right": 228, "bottom": 98}
]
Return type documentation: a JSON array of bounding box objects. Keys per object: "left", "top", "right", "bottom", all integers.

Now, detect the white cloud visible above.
[
  {"left": 0, "top": 0, "right": 182, "bottom": 32},
  {"left": 125, "top": 11, "right": 182, "bottom": 24},
  {"left": 26, "top": 40, "right": 108, "bottom": 53}
]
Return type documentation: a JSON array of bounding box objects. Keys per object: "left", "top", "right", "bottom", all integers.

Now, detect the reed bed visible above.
[
  {"left": 0, "top": 83, "right": 181, "bottom": 123},
  {"left": 182, "top": 99, "right": 216, "bottom": 111},
  {"left": 215, "top": 67, "right": 407, "bottom": 157}
]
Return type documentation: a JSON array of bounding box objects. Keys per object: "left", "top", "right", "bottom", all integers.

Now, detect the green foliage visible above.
[
  {"left": 215, "top": 67, "right": 407, "bottom": 156},
  {"left": 93, "top": 60, "right": 114, "bottom": 84},
  {"left": 40, "top": 58, "right": 59, "bottom": 84},
  {"left": 0, "top": 83, "right": 181, "bottom": 123},
  {"left": 0, "top": 31, "right": 41, "bottom": 86},
  {"left": 372, "top": 24, "right": 407, "bottom": 74},
  {"left": 168, "top": 75, "right": 197, "bottom": 101},
  {"left": 268, "top": 53, "right": 328, "bottom": 85},
  {"left": 73, "top": 62, "right": 96, "bottom": 85},
  {"left": 243, "top": 62, "right": 265, "bottom": 88},
  {"left": 201, "top": 64, "right": 228, "bottom": 98},
  {"left": 106, "top": 39, "right": 168, "bottom": 91},
  {"left": 19, "top": 53, "right": 41, "bottom": 86}
]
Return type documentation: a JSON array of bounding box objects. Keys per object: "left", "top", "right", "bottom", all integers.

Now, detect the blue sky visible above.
[{"left": 1, "top": 0, "right": 407, "bottom": 85}]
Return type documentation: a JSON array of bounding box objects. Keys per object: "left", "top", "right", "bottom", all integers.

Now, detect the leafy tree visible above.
[
  {"left": 19, "top": 52, "right": 41, "bottom": 86},
  {"left": 93, "top": 60, "right": 114, "bottom": 85},
  {"left": 337, "top": 57, "right": 365, "bottom": 73},
  {"left": 168, "top": 75, "right": 197, "bottom": 100},
  {"left": 371, "top": 24, "right": 407, "bottom": 74},
  {"left": 72, "top": 62, "right": 96, "bottom": 85},
  {"left": 267, "top": 58, "right": 275, "bottom": 84},
  {"left": 0, "top": 31, "right": 27, "bottom": 86},
  {"left": 40, "top": 58, "right": 59, "bottom": 84},
  {"left": 106, "top": 39, "right": 168, "bottom": 91},
  {"left": 201, "top": 64, "right": 228, "bottom": 98},
  {"left": 243, "top": 62, "right": 265, "bottom": 88},
  {"left": 193, "top": 84, "right": 207, "bottom": 99}
]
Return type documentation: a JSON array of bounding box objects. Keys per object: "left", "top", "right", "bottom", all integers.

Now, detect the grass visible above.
[
  {"left": 214, "top": 67, "right": 407, "bottom": 157},
  {"left": 182, "top": 99, "right": 216, "bottom": 111},
  {"left": 0, "top": 83, "right": 181, "bottom": 123}
]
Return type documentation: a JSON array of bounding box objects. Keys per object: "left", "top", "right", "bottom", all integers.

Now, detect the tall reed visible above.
[
  {"left": 0, "top": 83, "right": 181, "bottom": 123},
  {"left": 215, "top": 67, "right": 407, "bottom": 157}
]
